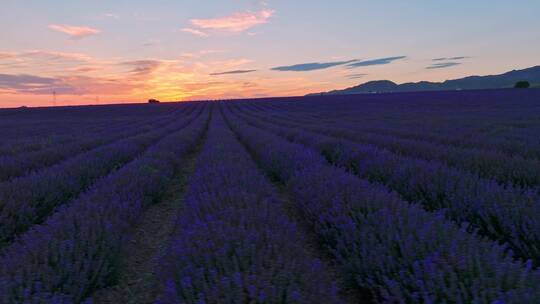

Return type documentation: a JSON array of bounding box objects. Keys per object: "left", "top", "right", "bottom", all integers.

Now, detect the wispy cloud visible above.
[
  {"left": 180, "top": 28, "right": 209, "bottom": 37},
  {"left": 272, "top": 59, "right": 358, "bottom": 72},
  {"left": 346, "top": 56, "right": 406, "bottom": 68},
  {"left": 0, "top": 50, "right": 96, "bottom": 72},
  {"left": 48, "top": 24, "right": 101, "bottom": 39},
  {"left": 121, "top": 60, "right": 162, "bottom": 75},
  {"left": 0, "top": 74, "right": 60, "bottom": 92},
  {"left": 346, "top": 73, "right": 367, "bottom": 79},
  {"left": 426, "top": 62, "right": 461, "bottom": 69},
  {"left": 0, "top": 72, "right": 139, "bottom": 96},
  {"left": 432, "top": 56, "right": 468, "bottom": 61},
  {"left": 20, "top": 50, "right": 92, "bottom": 62},
  {"left": 0, "top": 71, "right": 153, "bottom": 96},
  {"left": 187, "top": 9, "right": 274, "bottom": 36},
  {"left": 210, "top": 69, "right": 257, "bottom": 76}
]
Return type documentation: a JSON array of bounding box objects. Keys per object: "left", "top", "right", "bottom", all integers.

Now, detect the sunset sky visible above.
[{"left": 1, "top": 0, "right": 539, "bottom": 107}]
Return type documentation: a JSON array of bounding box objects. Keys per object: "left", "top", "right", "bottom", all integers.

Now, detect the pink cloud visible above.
[
  {"left": 20, "top": 50, "right": 92, "bottom": 62},
  {"left": 0, "top": 50, "right": 101, "bottom": 75},
  {"left": 189, "top": 9, "right": 274, "bottom": 33},
  {"left": 48, "top": 24, "right": 101, "bottom": 39},
  {"left": 180, "top": 28, "right": 209, "bottom": 37},
  {"left": 121, "top": 59, "right": 163, "bottom": 76}
]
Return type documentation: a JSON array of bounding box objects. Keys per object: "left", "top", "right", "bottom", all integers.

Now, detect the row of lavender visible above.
[
  {"left": 0, "top": 103, "right": 183, "bottom": 156},
  {"left": 156, "top": 109, "right": 341, "bottom": 303},
  {"left": 247, "top": 89, "right": 540, "bottom": 162},
  {"left": 0, "top": 105, "right": 196, "bottom": 182},
  {"left": 0, "top": 91, "right": 538, "bottom": 303},
  {"left": 245, "top": 92, "right": 540, "bottom": 140},
  {"left": 0, "top": 105, "right": 203, "bottom": 247},
  {"left": 323, "top": 89, "right": 540, "bottom": 142},
  {"left": 0, "top": 104, "right": 210, "bottom": 303},
  {"left": 241, "top": 102, "right": 540, "bottom": 189},
  {"left": 231, "top": 104, "right": 540, "bottom": 266},
  {"left": 222, "top": 103, "right": 540, "bottom": 303},
  {"left": 356, "top": 124, "right": 540, "bottom": 161},
  {"left": 0, "top": 118, "right": 148, "bottom": 158},
  {"left": 0, "top": 103, "right": 181, "bottom": 138}
]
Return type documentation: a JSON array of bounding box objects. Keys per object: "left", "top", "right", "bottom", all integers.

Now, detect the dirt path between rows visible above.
[{"left": 91, "top": 137, "right": 206, "bottom": 304}]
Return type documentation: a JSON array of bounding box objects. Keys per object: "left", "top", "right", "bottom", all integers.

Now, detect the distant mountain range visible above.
[{"left": 308, "top": 66, "right": 540, "bottom": 96}]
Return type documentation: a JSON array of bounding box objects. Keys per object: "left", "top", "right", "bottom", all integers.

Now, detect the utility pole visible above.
[{"left": 52, "top": 90, "right": 57, "bottom": 106}]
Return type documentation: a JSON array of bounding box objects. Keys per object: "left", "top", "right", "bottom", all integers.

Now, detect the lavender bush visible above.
[
  {"left": 0, "top": 89, "right": 538, "bottom": 303},
  {"left": 236, "top": 89, "right": 540, "bottom": 161},
  {"left": 0, "top": 106, "right": 204, "bottom": 247},
  {"left": 0, "top": 103, "right": 188, "bottom": 156},
  {"left": 0, "top": 104, "right": 198, "bottom": 182},
  {"left": 156, "top": 110, "right": 341, "bottom": 303},
  {"left": 223, "top": 105, "right": 540, "bottom": 303},
  {"left": 237, "top": 105, "right": 540, "bottom": 189},
  {"left": 0, "top": 107, "right": 209, "bottom": 303},
  {"left": 232, "top": 106, "right": 540, "bottom": 265}
]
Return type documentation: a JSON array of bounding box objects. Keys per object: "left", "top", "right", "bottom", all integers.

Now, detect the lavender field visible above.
[{"left": 1, "top": 88, "right": 540, "bottom": 303}]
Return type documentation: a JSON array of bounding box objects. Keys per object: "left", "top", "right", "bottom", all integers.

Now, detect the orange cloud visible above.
[
  {"left": 58, "top": 76, "right": 137, "bottom": 95},
  {"left": 190, "top": 9, "right": 274, "bottom": 33},
  {"left": 0, "top": 52, "right": 16, "bottom": 60},
  {"left": 48, "top": 24, "right": 101, "bottom": 39},
  {"left": 0, "top": 47, "right": 328, "bottom": 108}
]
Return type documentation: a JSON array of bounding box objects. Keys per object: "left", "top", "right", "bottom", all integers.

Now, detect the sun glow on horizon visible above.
[{"left": 1, "top": 0, "right": 540, "bottom": 107}]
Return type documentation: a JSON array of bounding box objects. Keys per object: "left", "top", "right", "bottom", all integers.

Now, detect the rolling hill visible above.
[{"left": 308, "top": 66, "right": 540, "bottom": 95}]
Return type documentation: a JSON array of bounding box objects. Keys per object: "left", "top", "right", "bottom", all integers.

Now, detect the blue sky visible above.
[{"left": 1, "top": 0, "right": 539, "bottom": 107}]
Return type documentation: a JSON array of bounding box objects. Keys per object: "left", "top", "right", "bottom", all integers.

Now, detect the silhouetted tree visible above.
[
  {"left": 148, "top": 99, "right": 160, "bottom": 103},
  {"left": 514, "top": 81, "right": 530, "bottom": 88}
]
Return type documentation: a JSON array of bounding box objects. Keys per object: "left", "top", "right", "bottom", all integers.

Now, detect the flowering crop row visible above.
[
  {"left": 223, "top": 104, "right": 540, "bottom": 303},
  {"left": 231, "top": 105, "right": 540, "bottom": 265},
  {"left": 0, "top": 103, "right": 186, "bottom": 156},
  {"left": 238, "top": 102, "right": 540, "bottom": 189},
  {"left": 0, "top": 105, "right": 203, "bottom": 247},
  {"left": 0, "top": 105, "right": 210, "bottom": 303},
  {"left": 0, "top": 105, "right": 198, "bottom": 182},
  {"left": 156, "top": 109, "right": 341, "bottom": 303}
]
